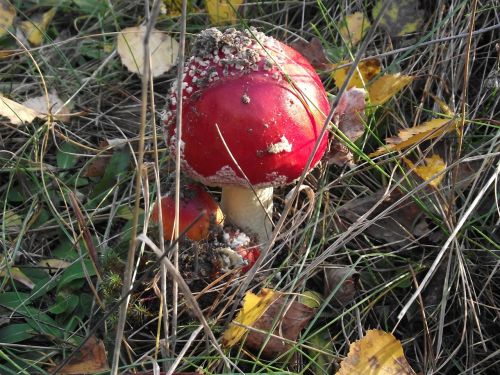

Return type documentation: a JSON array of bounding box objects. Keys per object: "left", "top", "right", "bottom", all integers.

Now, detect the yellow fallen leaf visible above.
[
  {"left": 0, "top": 95, "right": 43, "bottom": 125},
  {"left": 222, "top": 288, "right": 280, "bottom": 347},
  {"left": 339, "top": 12, "right": 371, "bottom": 46},
  {"left": 22, "top": 92, "right": 71, "bottom": 122},
  {"left": 0, "top": 0, "right": 16, "bottom": 38},
  {"left": 332, "top": 59, "right": 381, "bottom": 89},
  {"left": 373, "top": 0, "right": 424, "bottom": 37},
  {"left": 0, "top": 267, "right": 35, "bottom": 289},
  {"left": 404, "top": 154, "right": 446, "bottom": 188},
  {"left": 38, "top": 258, "right": 72, "bottom": 272},
  {"left": 337, "top": 329, "right": 416, "bottom": 375},
  {"left": 117, "top": 26, "right": 179, "bottom": 77},
  {"left": 368, "top": 74, "right": 414, "bottom": 105},
  {"left": 206, "top": 0, "right": 244, "bottom": 25},
  {"left": 370, "top": 118, "right": 457, "bottom": 157},
  {"left": 20, "top": 8, "right": 56, "bottom": 46}
]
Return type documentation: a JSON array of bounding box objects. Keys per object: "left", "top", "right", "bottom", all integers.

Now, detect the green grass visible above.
[{"left": 1, "top": 0, "right": 499, "bottom": 374}]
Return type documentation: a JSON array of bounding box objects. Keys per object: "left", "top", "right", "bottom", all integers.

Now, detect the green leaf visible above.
[
  {"left": 89, "top": 148, "right": 130, "bottom": 200},
  {"left": 49, "top": 293, "right": 79, "bottom": 314},
  {"left": 0, "top": 323, "right": 36, "bottom": 344},
  {"left": 57, "top": 258, "right": 97, "bottom": 291},
  {"left": 73, "top": 0, "right": 109, "bottom": 16},
  {"left": 57, "top": 142, "right": 79, "bottom": 169}
]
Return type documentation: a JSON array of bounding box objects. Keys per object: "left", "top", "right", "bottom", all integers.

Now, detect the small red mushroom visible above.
[
  {"left": 151, "top": 184, "right": 224, "bottom": 241},
  {"left": 163, "top": 28, "right": 330, "bottom": 242}
]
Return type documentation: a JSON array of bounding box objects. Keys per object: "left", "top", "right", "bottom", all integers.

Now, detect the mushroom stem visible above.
[{"left": 220, "top": 185, "right": 273, "bottom": 243}]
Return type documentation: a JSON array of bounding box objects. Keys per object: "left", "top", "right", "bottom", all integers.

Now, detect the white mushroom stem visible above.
[{"left": 220, "top": 185, "right": 273, "bottom": 243}]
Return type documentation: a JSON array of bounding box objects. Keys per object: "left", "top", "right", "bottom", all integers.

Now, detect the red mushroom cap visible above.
[
  {"left": 151, "top": 184, "right": 224, "bottom": 241},
  {"left": 164, "top": 28, "right": 330, "bottom": 187}
]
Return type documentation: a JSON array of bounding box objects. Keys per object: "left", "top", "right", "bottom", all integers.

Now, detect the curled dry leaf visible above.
[
  {"left": 20, "top": 8, "right": 57, "bottom": 46},
  {"left": 323, "top": 266, "right": 359, "bottom": 306},
  {"left": 370, "top": 118, "right": 457, "bottom": 157},
  {"left": 57, "top": 335, "right": 109, "bottom": 374},
  {"left": 328, "top": 87, "right": 367, "bottom": 166},
  {"left": 339, "top": 12, "right": 371, "bottom": 46},
  {"left": 206, "top": 0, "right": 244, "bottom": 25},
  {"left": 0, "top": 0, "right": 16, "bottom": 38},
  {"left": 403, "top": 154, "right": 447, "bottom": 188},
  {"left": 0, "top": 95, "right": 43, "bottom": 125},
  {"left": 337, "top": 330, "right": 416, "bottom": 375},
  {"left": 22, "top": 92, "right": 71, "bottom": 122},
  {"left": 289, "top": 37, "right": 331, "bottom": 70},
  {"left": 117, "top": 26, "right": 179, "bottom": 77}
]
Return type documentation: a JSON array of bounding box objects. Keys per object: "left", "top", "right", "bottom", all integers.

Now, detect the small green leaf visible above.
[
  {"left": 56, "top": 142, "right": 79, "bottom": 169},
  {"left": 49, "top": 293, "right": 79, "bottom": 314},
  {"left": 0, "top": 324, "right": 35, "bottom": 344},
  {"left": 89, "top": 148, "right": 130, "bottom": 200},
  {"left": 57, "top": 258, "right": 96, "bottom": 291}
]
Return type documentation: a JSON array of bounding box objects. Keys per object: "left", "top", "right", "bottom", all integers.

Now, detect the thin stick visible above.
[
  {"left": 171, "top": 0, "right": 188, "bottom": 349},
  {"left": 111, "top": 2, "right": 162, "bottom": 373}
]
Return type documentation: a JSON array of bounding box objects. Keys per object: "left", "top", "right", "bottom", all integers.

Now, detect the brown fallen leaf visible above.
[
  {"left": 323, "top": 266, "right": 359, "bottom": 306},
  {"left": 290, "top": 37, "right": 331, "bottom": 70},
  {"left": 22, "top": 92, "right": 71, "bottom": 122},
  {"left": 56, "top": 335, "right": 109, "bottom": 374},
  {"left": 244, "top": 294, "right": 316, "bottom": 358},
  {"left": 328, "top": 87, "right": 367, "bottom": 166},
  {"left": 337, "top": 329, "right": 416, "bottom": 375},
  {"left": 335, "top": 189, "right": 428, "bottom": 246}
]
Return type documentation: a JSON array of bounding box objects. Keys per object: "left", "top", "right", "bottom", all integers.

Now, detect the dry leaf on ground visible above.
[
  {"left": 0, "top": 256, "right": 35, "bottom": 289},
  {"left": 337, "top": 329, "right": 416, "bottom": 375},
  {"left": 117, "top": 26, "right": 179, "bottom": 77},
  {"left": 339, "top": 12, "right": 371, "bottom": 46},
  {"left": 290, "top": 37, "right": 331, "bottom": 70},
  {"left": 370, "top": 118, "right": 457, "bottom": 157},
  {"left": 38, "top": 258, "right": 72, "bottom": 272},
  {"left": 404, "top": 154, "right": 447, "bottom": 188},
  {"left": 332, "top": 59, "right": 381, "bottom": 89},
  {"left": 57, "top": 335, "right": 109, "bottom": 374},
  {"left": 222, "top": 288, "right": 280, "bottom": 348},
  {"left": 206, "top": 0, "right": 244, "bottom": 25},
  {"left": 22, "top": 92, "right": 71, "bottom": 122},
  {"left": 244, "top": 294, "right": 315, "bottom": 357},
  {"left": 0, "top": 95, "right": 43, "bottom": 125},
  {"left": 0, "top": 0, "right": 16, "bottom": 38},
  {"left": 373, "top": 0, "right": 424, "bottom": 37},
  {"left": 368, "top": 74, "right": 414, "bottom": 105},
  {"left": 20, "top": 8, "right": 56, "bottom": 46},
  {"left": 323, "top": 266, "right": 359, "bottom": 306},
  {"left": 327, "top": 87, "right": 367, "bottom": 166}
]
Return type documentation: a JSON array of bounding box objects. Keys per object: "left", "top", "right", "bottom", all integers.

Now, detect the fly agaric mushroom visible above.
[
  {"left": 163, "top": 28, "right": 329, "bottom": 242},
  {"left": 152, "top": 183, "right": 224, "bottom": 241}
]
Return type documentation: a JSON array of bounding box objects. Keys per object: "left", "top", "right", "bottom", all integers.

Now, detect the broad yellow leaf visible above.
[
  {"left": 222, "top": 288, "right": 280, "bottom": 347},
  {"left": 117, "top": 26, "right": 179, "bottom": 77},
  {"left": 0, "top": 0, "right": 16, "bottom": 38},
  {"left": 20, "top": 8, "right": 56, "bottom": 46},
  {"left": 0, "top": 95, "right": 43, "bottom": 125},
  {"left": 339, "top": 12, "right": 371, "bottom": 46},
  {"left": 163, "top": 0, "right": 195, "bottom": 16},
  {"left": 22, "top": 92, "right": 71, "bottom": 122},
  {"left": 38, "top": 259, "right": 72, "bottom": 272},
  {"left": 368, "top": 74, "right": 414, "bottom": 105},
  {"left": 373, "top": 0, "right": 424, "bottom": 37},
  {"left": 332, "top": 59, "right": 381, "bottom": 89},
  {"left": 404, "top": 154, "right": 446, "bottom": 188},
  {"left": 370, "top": 118, "right": 457, "bottom": 157},
  {"left": 206, "top": 0, "right": 244, "bottom": 25},
  {"left": 337, "top": 329, "right": 416, "bottom": 375}
]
